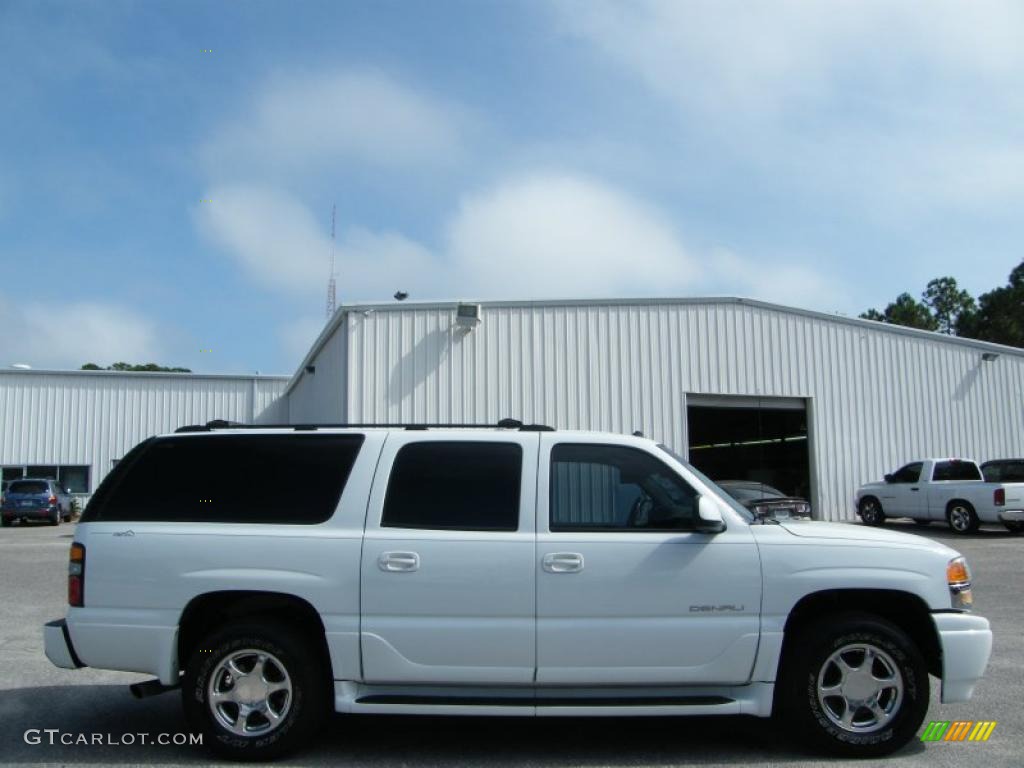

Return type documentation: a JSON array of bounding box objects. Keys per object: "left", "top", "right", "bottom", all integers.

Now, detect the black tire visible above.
[
  {"left": 946, "top": 501, "right": 979, "bottom": 534},
  {"left": 777, "top": 613, "right": 929, "bottom": 758},
  {"left": 858, "top": 497, "right": 885, "bottom": 527},
  {"left": 1005, "top": 521, "right": 1024, "bottom": 534},
  {"left": 0, "top": 517, "right": 9, "bottom": 527},
  {"left": 182, "top": 620, "right": 330, "bottom": 761},
  {"left": 49, "top": 510, "right": 60, "bottom": 526}
]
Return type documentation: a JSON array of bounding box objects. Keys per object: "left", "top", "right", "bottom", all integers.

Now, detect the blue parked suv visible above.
[{"left": 1, "top": 478, "right": 72, "bottom": 526}]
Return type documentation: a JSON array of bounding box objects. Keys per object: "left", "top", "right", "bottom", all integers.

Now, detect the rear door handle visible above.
[
  {"left": 543, "top": 552, "right": 584, "bottom": 573},
  {"left": 378, "top": 551, "right": 420, "bottom": 572}
]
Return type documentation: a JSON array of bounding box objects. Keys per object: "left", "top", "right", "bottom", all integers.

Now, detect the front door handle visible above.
[
  {"left": 910, "top": 487, "right": 920, "bottom": 492},
  {"left": 378, "top": 551, "right": 420, "bottom": 572},
  {"left": 543, "top": 552, "right": 584, "bottom": 574}
]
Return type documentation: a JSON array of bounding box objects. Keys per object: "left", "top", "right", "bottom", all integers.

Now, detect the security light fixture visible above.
[
  {"left": 455, "top": 302, "right": 482, "bottom": 329},
  {"left": 981, "top": 353, "right": 1000, "bottom": 362},
  {"left": 394, "top": 291, "right": 408, "bottom": 301},
  {"left": 305, "top": 365, "right": 316, "bottom": 374}
]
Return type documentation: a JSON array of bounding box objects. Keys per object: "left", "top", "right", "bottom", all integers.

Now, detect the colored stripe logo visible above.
[{"left": 921, "top": 720, "right": 996, "bottom": 742}]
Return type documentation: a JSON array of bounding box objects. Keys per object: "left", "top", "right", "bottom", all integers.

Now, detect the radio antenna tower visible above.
[{"left": 325, "top": 204, "right": 337, "bottom": 320}]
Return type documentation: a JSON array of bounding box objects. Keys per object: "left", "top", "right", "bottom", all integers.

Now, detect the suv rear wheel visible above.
[
  {"left": 778, "top": 613, "right": 929, "bottom": 758},
  {"left": 182, "top": 620, "right": 330, "bottom": 761}
]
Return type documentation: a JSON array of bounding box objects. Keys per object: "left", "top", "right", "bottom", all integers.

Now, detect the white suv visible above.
[{"left": 44, "top": 421, "right": 992, "bottom": 760}]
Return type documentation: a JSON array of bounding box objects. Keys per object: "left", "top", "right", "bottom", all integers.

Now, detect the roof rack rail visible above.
[{"left": 174, "top": 418, "right": 555, "bottom": 433}]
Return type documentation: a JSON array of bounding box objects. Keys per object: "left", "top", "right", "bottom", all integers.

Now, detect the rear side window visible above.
[
  {"left": 382, "top": 442, "right": 522, "bottom": 531},
  {"left": 8, "top": 480, "right": 49, "bottom": 494},
  {"left": 84, "top": 434, "right": 363, "bottom": 524},
  {"left": 933, "top": 461, "right": 982, "bottom": 482}
]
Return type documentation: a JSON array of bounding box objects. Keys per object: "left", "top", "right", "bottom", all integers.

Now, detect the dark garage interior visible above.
[{"left": 687, "top": 402, "right": 811, "bottom": 502}]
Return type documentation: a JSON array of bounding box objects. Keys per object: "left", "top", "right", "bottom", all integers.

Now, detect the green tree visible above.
[
  {"left": 860, "top": 293, "right": 938, "bottom": 331},
  {"left": 923, "top": 277, "right": 975, "bottom": 335},
  {"left": 957, "top": 261, "right": 1024, "bottom": 348},
  {"left": 80, "top": 362, "right": 193, "bottom": 373}
]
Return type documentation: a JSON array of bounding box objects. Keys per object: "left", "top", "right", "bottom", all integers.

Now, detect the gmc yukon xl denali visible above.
[{"left": 44, "top": 422, "right": 993, "bottom": 760}]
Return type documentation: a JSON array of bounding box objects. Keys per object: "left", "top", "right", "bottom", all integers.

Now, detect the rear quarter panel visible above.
[{"left": 67, "top": 432, "right": 386, "bottom": 684}]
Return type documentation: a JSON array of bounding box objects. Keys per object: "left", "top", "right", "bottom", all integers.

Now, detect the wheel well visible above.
[
  {"left": 177, "top": 591, "right": 332, "bottom": 676},
  {"left": 780, "top": 589, "right": 942, "bottom": 679},
  {"left": 858, "top": 496, "right": 879, "bottom": 510},
  {"left": 946, "top": 499, "right": 975, "bottom": 513}
]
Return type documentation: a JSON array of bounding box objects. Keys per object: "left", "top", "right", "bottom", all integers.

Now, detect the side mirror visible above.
[
  {"left": 883, "top": 473, "right": 894, "bottom": 483},
  {"left": 696, "top": 496, "right": 726, "bottom": 534}
]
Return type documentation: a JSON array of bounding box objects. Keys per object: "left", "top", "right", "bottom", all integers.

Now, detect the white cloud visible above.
[
  {"left": 0, "top": 296, "right": 164, "bottom": 369},
  {"left": 201, "top": 172, "right": 843, "bottom": 313},
  {"left": 447, "top": 173, "right": 698, "bottom": 298},
  {"left": 556, "top": 0, "right": 1024, "bottom": 214},
  {"left": 708, "top": 249, "right": 848, "bottom": 312},
  {"left": 559, "top": 0, "right": 1024, "bottom": 121},
  {"left": 194, "top": 184, "right": 440, "bottom": 299},
  {"left": 201, "top": 69, "right": 470, "bottom": 176},
  {"left": 194, "top": 185, "right": 330, "bottom": 295}
]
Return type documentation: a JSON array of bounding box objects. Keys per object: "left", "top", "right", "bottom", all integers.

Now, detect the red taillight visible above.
[
  {"left": 69, "top": 543, "right": 85, "bottom": 607},
  {"left": 48, "top": 495, "right": 58, "bottom": 505},
  {"left": 995, "top": 488, "right": 1006, "bottom": 507}
]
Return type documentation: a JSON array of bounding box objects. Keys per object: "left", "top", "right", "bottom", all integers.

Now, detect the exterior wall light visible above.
[
  {"left": 455, "top": 303, "right": 482, "bottom": 329},
  {"left": 981, "top": 353, "right": 1000, "bottom": 362}
]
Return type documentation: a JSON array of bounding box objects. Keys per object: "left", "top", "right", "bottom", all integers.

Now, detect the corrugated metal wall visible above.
[
  {"left": 287, "top": 324, "right": 347, "bottom": 424},
  {"left": 320, "top": 300, "right": 1024, "bottom": 521},
  {"left": 0, "top": 371, "right": 289, "bottom": 495}
]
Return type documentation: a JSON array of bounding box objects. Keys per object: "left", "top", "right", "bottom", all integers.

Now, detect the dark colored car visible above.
[
  {"left": 1, "top": 478, "right": 72, "bottom": 526},
  {"left": 980, "top": 459, "right": 1024, "bottom": 483},
  {"left": 717, "top": 480, "right": 812, "bottom": 520}
]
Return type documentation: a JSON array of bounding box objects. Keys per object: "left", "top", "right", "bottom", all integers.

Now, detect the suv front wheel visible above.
[
  {"left": 182, "top": 620, "right": 330, "bottom": 761},
  {"left": 778, "top": 613, "right": 929, "bottom": 758}
]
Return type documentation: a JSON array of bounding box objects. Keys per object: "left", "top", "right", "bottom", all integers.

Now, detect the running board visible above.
[
  {"left": 356, "top": 694, "right": 733, "bottom": 707},
  {"left": 335, "top": 682, "right": 775, "bottom": 717}
]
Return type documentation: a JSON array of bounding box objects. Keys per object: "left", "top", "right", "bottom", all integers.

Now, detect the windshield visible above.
[
  {"left": 725, "top": 484, "right": 786, "bottom": 501},
  {"left": 657, "top": 444, "right": 753, "bottom": 522}
]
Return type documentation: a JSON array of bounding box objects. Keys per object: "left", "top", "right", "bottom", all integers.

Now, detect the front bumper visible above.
[
  {"left": 932, "top": 612, "right": 992, "bottom": 703},
  {"left": 44, "top": 618, "right": 84, "bottom": 670}
]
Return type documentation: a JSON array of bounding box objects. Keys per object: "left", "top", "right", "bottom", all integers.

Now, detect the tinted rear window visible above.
[
  {"left": 932, "top": 461, "right": 982, "bottom": 482},
  {"left": 982, "top": 461, "right": 1024, "bottom": 482},
  {"left": 8, "top": 481, "right": 49, "bottom": 495},
  {"left": 382, "top": 442, "right": 522, "bottom": 531},
  {"left": 83, "top": 434, "right": 363, "bottom": 524}
]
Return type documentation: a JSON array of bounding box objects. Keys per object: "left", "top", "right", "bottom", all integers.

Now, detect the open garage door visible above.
[{"left": 686, "top": 395, "right": 812, "bottom": 512}]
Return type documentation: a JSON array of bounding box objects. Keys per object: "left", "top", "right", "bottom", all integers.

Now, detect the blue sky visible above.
[{"left": 2, "top": 0, "right": 1023, "bottom": 375}]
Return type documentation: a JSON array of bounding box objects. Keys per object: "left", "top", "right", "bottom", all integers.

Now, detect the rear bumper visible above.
[
  {"left": 3, "top": 506, "right": 56, "bottom": 520},
  {"left": 932, "top": 612, "right": 992, "bottom": 703},
  {"left": 44, "top": 619, "right": 84, "bottom": 670},
  {"left": 999, "top": 510, "right": 1024, "bottom": 524}
]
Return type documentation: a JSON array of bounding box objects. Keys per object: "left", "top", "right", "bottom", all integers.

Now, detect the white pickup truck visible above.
[
  {"left": 856, "top": 458, "right": 1024, "bottom": 533},
  {"left": 44, "top": 423, "right": 992, "bottom": 760}
]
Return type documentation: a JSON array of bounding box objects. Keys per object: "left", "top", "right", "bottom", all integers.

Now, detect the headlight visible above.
[{"left": 947, "top": 556, "right": 973, "bottom": 610}]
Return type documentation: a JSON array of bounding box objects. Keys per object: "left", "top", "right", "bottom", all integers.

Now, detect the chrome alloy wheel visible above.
[
  {"left": 860, "top": 500, "right": 882, "bottom": 524},
  {"left": 949, "top": 505, "right": 972, "bottom": 532},
  {"left": 208, "top": 649, "right": 293, "bottom": 736},
  {"left": 816, "top": 643, "right": 904, "bottom": 734}
]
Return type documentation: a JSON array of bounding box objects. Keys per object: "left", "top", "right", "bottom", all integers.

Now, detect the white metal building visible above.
[
  {"left": 278, "top": 297, "right": 1024, "bottom": 521},
  {"left": 0, "top": 369, "right": 289, "bottom": 496}
]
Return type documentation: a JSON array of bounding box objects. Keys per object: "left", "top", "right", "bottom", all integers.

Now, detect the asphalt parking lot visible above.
[{"left": 0, "top": 520, "right": 1020, "bottom": 768}]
